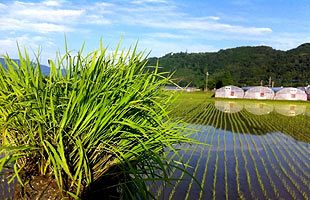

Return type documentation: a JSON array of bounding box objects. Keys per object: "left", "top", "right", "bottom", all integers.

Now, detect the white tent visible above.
[
  {"left": 244, "top": 86, "right": 274, "bottom": 100},
  {"left": 306, "top": 87, "right": 310, "bottom": 100},
  {"left": 215, "top": 85, "right": 244, "bottom": 99},
  {"left": 274, "top": 87, "right": 307, "bottom": 101}
]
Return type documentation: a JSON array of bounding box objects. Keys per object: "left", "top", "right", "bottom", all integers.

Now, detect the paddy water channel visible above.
[{"left": 152, "top": 99, "right": 310, "bottom": 200}]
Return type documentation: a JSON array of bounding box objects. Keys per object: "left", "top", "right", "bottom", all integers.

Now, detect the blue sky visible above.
[{"left": 0, "top": 0, "right": 309, "bottom": 64}]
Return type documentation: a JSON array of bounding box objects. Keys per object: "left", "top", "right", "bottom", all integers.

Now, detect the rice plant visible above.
[{"left": 0, "top": 42, "right": 192, "bottom": 199}]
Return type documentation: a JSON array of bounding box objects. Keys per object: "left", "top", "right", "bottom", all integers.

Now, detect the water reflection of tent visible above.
[
  {"left": 215, "top": 85, "right": 244, "bottom": 98},
  {"left": 244, "top": 86, "right": 274, "bottom": 100},
  {"left": 274, "top": 104, "right": 306, "bottom": 116},
  {"left": 244, "top": 102, "right": 274, "bottom": 115},
  {"left": 215, "top": 101, "right": 243, "bottom": 113},
  {"left": 274, "top": 87, "right": 307, "bottom": 101},
  {"left": 306, "top": 106, "right": 310, "bottom": 117}
]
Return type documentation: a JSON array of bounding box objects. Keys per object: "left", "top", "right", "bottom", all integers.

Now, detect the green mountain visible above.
[
  {"left": 148, "top": 43, "right": 310, "bottom": 89},
  {"left": 0, "top": 58, "right": 50, "bottom": 75}
]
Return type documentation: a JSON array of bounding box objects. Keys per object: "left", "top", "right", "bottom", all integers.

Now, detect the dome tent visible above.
[
  {"left": 306, "top": 87, "right": 310, "bottom": 100},
  {"left": 274, "top": 87, "right": 307, "bottom": 101},
  {"left": 244, "top": 86, "right": 274, "bottom": 100},
  {"left": 215, "top": 85, "right": 244, "bottom": 99}
]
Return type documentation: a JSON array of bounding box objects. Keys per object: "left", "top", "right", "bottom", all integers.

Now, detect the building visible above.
[
  {"left": 215, "top": 85, "right": 244, "bottom": 98},
  {"left": 244, "top": 86, "right": 274, "bottom": 100},
  {"left": 274, "top": 87, "right": 307, "bottom": 101}
]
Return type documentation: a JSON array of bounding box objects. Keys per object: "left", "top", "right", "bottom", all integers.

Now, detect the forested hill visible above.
[
  {"left": 148, "top": 43, "right": 310, "bottom": 88},
  {"left": 0, "top": 58, "right": 50, "bottom": 75}
]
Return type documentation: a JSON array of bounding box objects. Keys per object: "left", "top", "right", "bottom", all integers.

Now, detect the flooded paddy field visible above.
[
  {"left": 152, "top": 96, "right": 310, "bottom": 200},
  {"left": 1, "top": 94, "right": 309, "bottom": 200}
]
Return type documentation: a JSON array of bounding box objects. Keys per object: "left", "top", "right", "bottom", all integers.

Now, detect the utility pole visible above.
[{"left": 205, "top": 71, "right": 209, "bottom": 91}]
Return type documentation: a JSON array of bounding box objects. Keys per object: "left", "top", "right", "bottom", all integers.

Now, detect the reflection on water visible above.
[
  {"left": 173, "top": 100, "right": 310, "bottom": 143},
  {"left": 244, "top": 102, "right": 273, "bottom": 115},
  {"left": 157, "top": 98, "right": 310, "bottom": 200},
  {"left": 214, "top": 101, "right": 243, "bottom": 113},
  {"left": 156, "top": 124, "right": 310, "bottom": 200},
  {"left": 215, "top": 100, "right": 308, "bottom": 116},
  {"left": 274, "top": 104, "right": 307, "bottom": 116}
]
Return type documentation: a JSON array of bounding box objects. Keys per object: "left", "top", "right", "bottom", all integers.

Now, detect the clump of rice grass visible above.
[{"left": 0, "top": 41, "right": 191, "bottom": 199}]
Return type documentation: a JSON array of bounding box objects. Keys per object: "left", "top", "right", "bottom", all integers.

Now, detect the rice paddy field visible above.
[
  {"left": 151, "top": 92, "right": 310, "bottom": 200},
  {"left": 1, "top": 92, "right": 309, "bottom": 199}
]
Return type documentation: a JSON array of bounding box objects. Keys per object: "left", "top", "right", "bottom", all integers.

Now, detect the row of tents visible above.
[{"left": 215, "top": 86, "right": 309, "bottom": 101}]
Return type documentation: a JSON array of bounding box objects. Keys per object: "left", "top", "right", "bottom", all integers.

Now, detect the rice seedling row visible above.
[
  {"left": 198, "top": 107, "right": 222, "bottom": 199},
  {"left": 277, "top": 133, "right": 310, "bottom": 168},
  {"left": 154, "top": 96, "right": 309, "bottom": 200},
  {"left": 261, "top": 133, "right": 309, "bottom": 198},
  {"left": 223, "top": 113, "right": 229, "bottom": 200},
  {"left": 211, "top": 111, "right": 223, "bottom": 200},
  {"left": 234, "top": 111, "right": 269, "bottom": 199},
  {"left": 227, "top": 113, "right": 245, "bottom": 200},
  {"left": 264, "top": 132, "right": 302, "bottom": 199},
  {"left": 168, "top": 121, "right": 210, "bottom": 198},
  {"left": 155, "top": 102, "right": 210, "bottom": 198},
  {"left": 269, "top": 133, "right": 310, "bottom": 181},
  {"left": 166, "top": 102, "right": 215, "bottom": 199},
  {"left": 260, "top": 114, "right": 310, "bottom": 169},
  {"left": 230, "top": 112, "right": 257, "bottom": 199},
  {"left": 184, "top": 105, "right": 218, "bottom": 199},
  {"left": 242, "top": 110, "right": 299, "bottom": 199},
  {"left": 258, "top": 134, "right": 300, "bottom": 199},
  {"left": 188, "top": 104, "right": 219, "bottom": 200},
  {"left": 273, "top": 133, "right": 310, "bottom": 172},
  {"left": 255, "top": 114, "right": 310, "bottom": 190},
  {"left": 239, "top": 111, "right": 281, "bottom": 199}
]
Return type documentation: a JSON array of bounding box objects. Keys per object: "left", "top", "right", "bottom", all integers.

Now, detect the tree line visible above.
[{"left": 148, "top": 43, "right": 310, "bottom": 89}]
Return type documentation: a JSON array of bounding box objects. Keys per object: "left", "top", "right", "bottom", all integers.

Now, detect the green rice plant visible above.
[
  {"left": 264, "top": 134, "right": 308, "bottom": 198},
  {"left": 239, "top": 111, "right": 280, "bottom": 199},
  {"left": 0, "top": 42, "right": 192, "bottom": 199},
  {"left": 223, "top": 113, "right": 229, "bottom": 200},
  {"left": 184, "top": 104, "right": 215, "bottom": 200},
  {"left": 257, "top": 134, "right": 297, "bottom": 199},
  {"left": 228, "top": 113, "right": 245, "bottom": 200},
  {"left": 198, "top": 105, "right": 220, "bottom": 199}
]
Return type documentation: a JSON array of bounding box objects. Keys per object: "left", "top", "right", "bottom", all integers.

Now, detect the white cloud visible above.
[
  {"left": 42, "top": 0, "right": 62, "bottom": 7},
  {"left": 139, "top": 39, "right": 218, "bottom": 57},
  {"left": 131, "top": 0, "right": 168, "bottom": 4},
  {"left": 126, "top": 16, "right": 272, "bottom": 35},
  {"left": 0, "top": 18, "right": 72, "bottom": 33},
  {"left": 15, "top": 8, "right": 85, "bottom": 23},
  {"left": 0, "top": 1, "right": 108, "bottom": 33},
  {"left": 1, "top": 0, "right": 306, "bottom": 60},
  {"left": 207, "top": 16, "right": 221, "bottom": 21},
  {"left": 86, "top": 15, "right": 111, "bottom": 25},
  {"left": 147, "top": 32, "right": 189, "bottom": 39},
  {"left": 0, "top": 35, "right": 55, "bottom": 58},
  {"left": 257, "top": 33, "right": 310, "bottom": 50},
  {"left": 100, "top": 1, "right": 272, "bottom": 36},
  {"left": 0, "top": 3, "right": 7, "bottom": 9},
  {"left": 0, "top": 0, "right": 272, "bottom": 36}
]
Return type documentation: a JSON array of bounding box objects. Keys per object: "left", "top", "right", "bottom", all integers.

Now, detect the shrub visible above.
[{"left": 0, "top": 42, "right": 190, "bottom": 199}]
